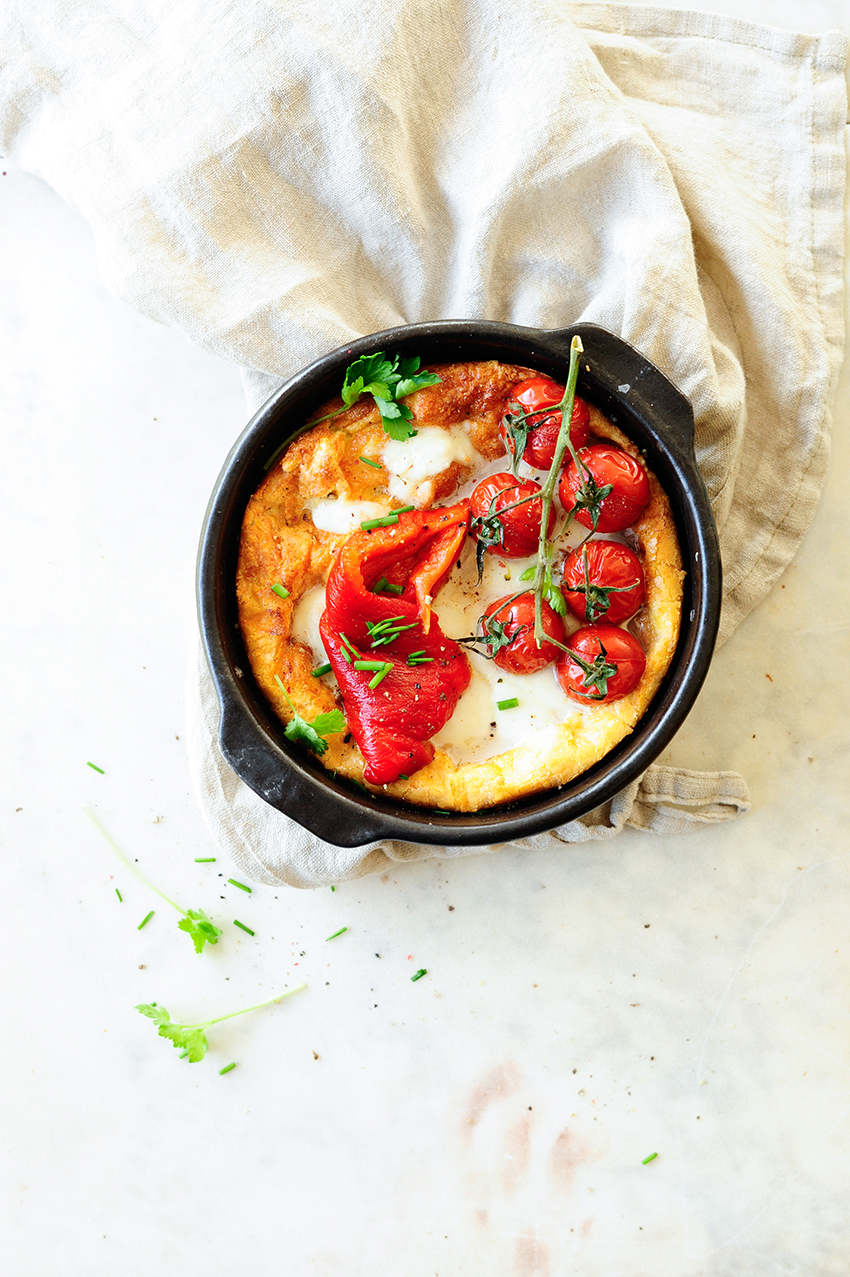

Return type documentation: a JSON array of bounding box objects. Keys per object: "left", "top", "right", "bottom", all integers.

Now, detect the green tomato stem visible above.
[{"left": 532, "top": 337, "right": 584, "bottom": 646}]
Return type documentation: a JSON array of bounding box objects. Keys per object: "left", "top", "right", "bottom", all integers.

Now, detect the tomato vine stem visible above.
[{"left": 532, "top": 336, "right": 584, "bottom": 648}]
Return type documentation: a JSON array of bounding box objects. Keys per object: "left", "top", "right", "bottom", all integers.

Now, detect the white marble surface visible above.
[{"left": 3, "top": 5, "right": 850, "bottom": 1273}]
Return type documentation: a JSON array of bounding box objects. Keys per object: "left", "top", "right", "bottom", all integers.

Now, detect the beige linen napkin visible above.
[{"left": 3, "top": 2, "right": 845, "bottom": 885}]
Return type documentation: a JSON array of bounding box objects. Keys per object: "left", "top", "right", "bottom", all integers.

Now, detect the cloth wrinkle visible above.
[{"left": 3, "top": 0, "right": 844, "bottom": 886}]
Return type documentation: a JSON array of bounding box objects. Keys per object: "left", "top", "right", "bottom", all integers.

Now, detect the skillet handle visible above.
[
  {"left": 549, "top": 324, "right": 697, "bottom": 461},
  {"left": 217, "top": 697, "right": 392, "bottom": 848}
]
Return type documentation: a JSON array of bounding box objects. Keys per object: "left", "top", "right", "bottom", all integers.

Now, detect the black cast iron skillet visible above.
[{"left": 197, "top": 321, "right": 720, "bottom": 847}]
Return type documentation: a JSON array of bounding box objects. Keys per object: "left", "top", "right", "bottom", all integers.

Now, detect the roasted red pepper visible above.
[{"left": 320, "top": 503, "right": 470, "bottom": 785}]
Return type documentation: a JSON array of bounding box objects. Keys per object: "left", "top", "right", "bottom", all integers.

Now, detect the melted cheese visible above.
[
  {"left": 236, "top": 360, "right": 684, "bottom": 812},
  {"left": 311, "top": 499, "right": 389, "bottom": 534},
  {"left": 383, "top": 424, "right": 481, "bottom": 506},
  {"left": 291, "top": 584, "right": 329, "bottom": 660}
]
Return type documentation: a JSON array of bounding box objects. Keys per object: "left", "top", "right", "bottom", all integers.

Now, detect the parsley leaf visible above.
[
  {"left": 341, "top": 353, "right": 396, "bottom": 407},
  {"left": 274, "top": 676, "right": 346, "bottom": 755},
  {"left": 338, "top": 351, "right": 439, "bottom": 441},
  {"left": 136, "top": 1002, "right": 210, "bottom": 1062},
  {"left": 86, "top": 809, "right": 224, "bottom": 957},
  {"left": 544, "top": 576, "right": 568, "bottom": 617},
  {"left": 136, "top": 987, "right": 306, "bottom": 1065},
  {"left": 177, "top": 908, "right": 223, "bottom": 956},
  {"left": 393, "top": 356, "right": 441, "bottom": 399},
  {"left": 519, "top": 563, "right": 566, "bottom": 615},
  {"left": 284, "top": 708, "right": 346, "bottom": 756}
]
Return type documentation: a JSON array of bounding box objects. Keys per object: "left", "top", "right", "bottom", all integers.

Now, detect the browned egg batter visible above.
[{"left": 236, "top": 361, "right": 684, "bottom": 811}]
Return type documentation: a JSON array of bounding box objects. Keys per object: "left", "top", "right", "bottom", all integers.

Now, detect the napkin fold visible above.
[{"left": 3, "top": 1, "right": 845, "bottom": 885}]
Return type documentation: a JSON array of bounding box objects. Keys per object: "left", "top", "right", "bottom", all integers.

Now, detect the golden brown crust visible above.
[{"left": 236, "top": 364, "right": 684, "bottom": 810}]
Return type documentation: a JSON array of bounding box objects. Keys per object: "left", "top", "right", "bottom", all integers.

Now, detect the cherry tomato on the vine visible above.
[
  {"left": 500, "top": 377, "right": 591, "bottom": 470},
  {"left": 559, "top": 444, "right": 650, "bottom": 532},
  {"left": 481, "top": 593, "right": 566, "bottom": 674},
  {"left": 555, "top": 625, "right": 646, "bottom": 703},
  {"left": 470, "top": 472, "right": 556, "bottom": 559},
  {"left": 562, "top": 540, "right": 645, "bottom": 624}
]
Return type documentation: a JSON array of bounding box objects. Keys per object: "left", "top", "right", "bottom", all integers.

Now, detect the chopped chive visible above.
[
  {"left": 406, "top": 650, "right": 434, "bottom": 666},
  {"left": 325, "top": 927, "right": 347, "bottom": 940},
  {"left": 361, "top": 513, "right": 399, "bottom": 530},
  {"left": 354, "top": 659, "right": 388, "bottom": 671},
  {"left": 497, "top": 697, "right": 519, "bottom": 711},
  {"left": 398, "top": 774, "right": 409, "bottom": 781},
  {"left": 433, "top": 810, "right": 452, "bottom": 815},
  {"left": 372, "top": 576, "right": 404, "bottom": 595},
  {"left": 367, "top": 619, "right": 418, "bottom": 647},
  {"left": 311, "top": 662, "right": 332, "bottom": 677},
  {"left": 115, "top": 888, "right": 123, "bottom": 902},
  {"left": 369, "top": 663, "right": 392, "bottom": 689},
  {"left": 219, "top": 1062, "right": 237, "bottom": 1075},
  {"left": 137, "top": 910, "right": 155, "bottom": 930},
  {"left": 263, "top": 441, "right": 287, "bottom": 471},
  {"left": 262, "top": 421, "right": 317, "bottom": 471},
  {"left": 340, "top": 633, "right": 359, "bottom": 658},
  {"left": 330, "top": 885, "right": 335, "bottom": 891},
  {"left": 395, "top": 505, "right": 415, "bottom": 514},
  {"left": 233, "top": 919, "right": 254, "bottom": 935},
  {"left": 359, "top": 455, "right": 382, "bottom": 468},
  {"left": 411, "top": 968, "right": 427, "bottom": 981},
  {"left": 194, "top": 857, "right": 216, "bottom": 863},
  {"left": 642, "top": 1152, "right": 658, "bottom": 1165},
  {"left": 87, "top": 761, "right": 105, "bottom": 773},
  {"left": 228, "top": 878, "right": 252, "bottom": 893},
  {"left": 272, "top": 582, "right": 290, "bottom": 600}
]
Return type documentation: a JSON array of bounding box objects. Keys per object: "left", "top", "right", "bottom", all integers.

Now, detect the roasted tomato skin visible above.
[
  {"left": 482, "top": 593, "right": 567, "bottom": 674},
  {"left": 470, "top": 472, "right": 556, "bottom": 559},
  {"left": 562, "top": 540, "right": 645, "bottom": 624},
  {"left": 559, "top": 445, "right": 650, "bottom": 532},
  {"left": 500, "top": 377, "right": 591, "bottom": 469},
  {"left": 556, "top": 625, "right": 646, "bottom": 703}
]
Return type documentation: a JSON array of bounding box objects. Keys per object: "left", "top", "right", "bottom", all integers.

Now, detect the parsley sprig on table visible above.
[
  {"left": 85, "top": 808, "right": 223, "bottom": 955},
  {"left": 309, "top": 352, "right": 441, "bottom": 441},
  {"left": 136, "top": 985, "right": 306, "bottom": 1064}
]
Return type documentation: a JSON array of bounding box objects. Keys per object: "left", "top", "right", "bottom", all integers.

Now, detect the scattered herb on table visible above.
[
  {"left": 137, "top": 910, "right": 154, "bottom": 930},
  {"left": 228, "top": 878, "right": 252, "bottom": 893},
  {"left": 411, "top": 969, "right": 427, "bottom": 982},
  {"left": 642, "top": 1152, "right": 658, "bottom": 1165},
  {"left": 136, "top": 986, "right": 306, "bottom": 1064},
  {"left": 85, "top": 808, "right": 223, "bottom": 955},
  {"left": 326, "top": 927, "right": 347, "bottom": 941},
  {"left": 233, "top": 920, "right": 254, "bottom": 936},
  {"left": 87, "top": 762, "right": 105, "bottom": 774}
]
